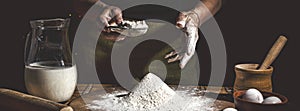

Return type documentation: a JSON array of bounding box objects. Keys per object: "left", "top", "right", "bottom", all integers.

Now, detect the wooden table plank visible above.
[
  {"left": 74, "top": 84, "right": 233, "bottom": 96},
  {"left": 69, "top": 84, "right": 234, "bottom": 111}
]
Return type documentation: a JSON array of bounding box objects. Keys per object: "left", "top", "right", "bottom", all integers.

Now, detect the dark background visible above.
[{"left": 0, "top": 0, "right": 299, "bottom": 110}]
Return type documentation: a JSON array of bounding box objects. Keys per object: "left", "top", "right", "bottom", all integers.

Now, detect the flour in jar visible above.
[{"left": 86, "top": 73, "right": 215, "bottom": 111}]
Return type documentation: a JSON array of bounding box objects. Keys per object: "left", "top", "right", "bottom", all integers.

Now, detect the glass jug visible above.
[{"left": 24, "top": 18, "right": 77, "bottom": 102}]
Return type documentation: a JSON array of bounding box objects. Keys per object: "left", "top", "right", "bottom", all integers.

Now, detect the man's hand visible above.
[
  {"left": 99, "top": 5, "right": 123, "bottom": 26},
  {"left": 98, "top": 5, "right": 125, "bottom": 41},
  {"left": 74, "top": 0, "right": 123, "bottom": 26},
  {"left": 165, "top": 11, "right": 200, "bottom": 69},
  {"left": 165, "top": 0, "right": 222, "bottom": 69}
]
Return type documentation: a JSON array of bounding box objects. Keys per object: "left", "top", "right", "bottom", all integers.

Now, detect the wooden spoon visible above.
[{"left": 259, "top": 36, "right": 287, "bottom": 70}]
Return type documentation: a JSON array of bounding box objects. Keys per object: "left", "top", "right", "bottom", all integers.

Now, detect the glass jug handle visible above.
[{"left": 24, "top": 31, "right": 32, "bottom": 65}]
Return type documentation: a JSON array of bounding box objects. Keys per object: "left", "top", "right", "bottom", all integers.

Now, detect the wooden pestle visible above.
[
  {"left": 0, "top": 88, "right": 73, "bottom": 111},
  {"left": 259, "top": 36, "right": 287, "bottom": 70}
]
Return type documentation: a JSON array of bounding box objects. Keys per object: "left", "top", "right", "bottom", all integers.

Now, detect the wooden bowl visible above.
[{"left": 234, "top": 90, "right": 288, "bottom": 111}]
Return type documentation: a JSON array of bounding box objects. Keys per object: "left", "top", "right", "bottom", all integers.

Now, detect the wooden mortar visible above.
[
  {"left": 234, "top": 36, "right": 287, "bottom": 92},
  {"left": 234, "top": 64, "right": 273, "bottom": 92}
]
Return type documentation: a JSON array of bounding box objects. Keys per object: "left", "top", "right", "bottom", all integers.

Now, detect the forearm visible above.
[
  {"left": 74, "top": 0, "right": 108, "bottom": 16},
  {"left": 76, "top": 0, "right": 107, "bottom": 6},
  {"left": 193, "top": 0, "right": 222, "bottom": 25}
]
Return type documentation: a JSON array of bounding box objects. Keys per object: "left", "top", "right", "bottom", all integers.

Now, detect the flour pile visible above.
[{"left": 86, "top": 73, "right": 215, "bottom": 111}]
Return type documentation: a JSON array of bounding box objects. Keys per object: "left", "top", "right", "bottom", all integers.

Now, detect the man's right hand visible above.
[{"left": 165, "top": 11, "right": 200, "bottom": 69}]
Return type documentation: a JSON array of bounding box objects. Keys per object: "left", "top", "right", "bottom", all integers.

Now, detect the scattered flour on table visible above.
[{"left": 86, "top": 73, "right": 215, "bottom": 111}]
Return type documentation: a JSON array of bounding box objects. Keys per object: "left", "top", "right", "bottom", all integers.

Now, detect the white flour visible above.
[
  {"left": 86, "top": 73, "right": 215, "bottom": 111},
  {"left": 109, "top": 20, "right": 148, "bottom": 37}
]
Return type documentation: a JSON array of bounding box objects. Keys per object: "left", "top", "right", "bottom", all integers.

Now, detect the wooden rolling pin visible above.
[
  {"left": 0, "top": 88, "right": 73, "bottom": 111},
  {"left": 259, "top": 36, "right": 287, "bottom": 70}
]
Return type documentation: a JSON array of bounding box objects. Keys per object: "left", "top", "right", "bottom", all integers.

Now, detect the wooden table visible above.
[{"left": 68, "top": 84, "right": 235, "bottom": 111}]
